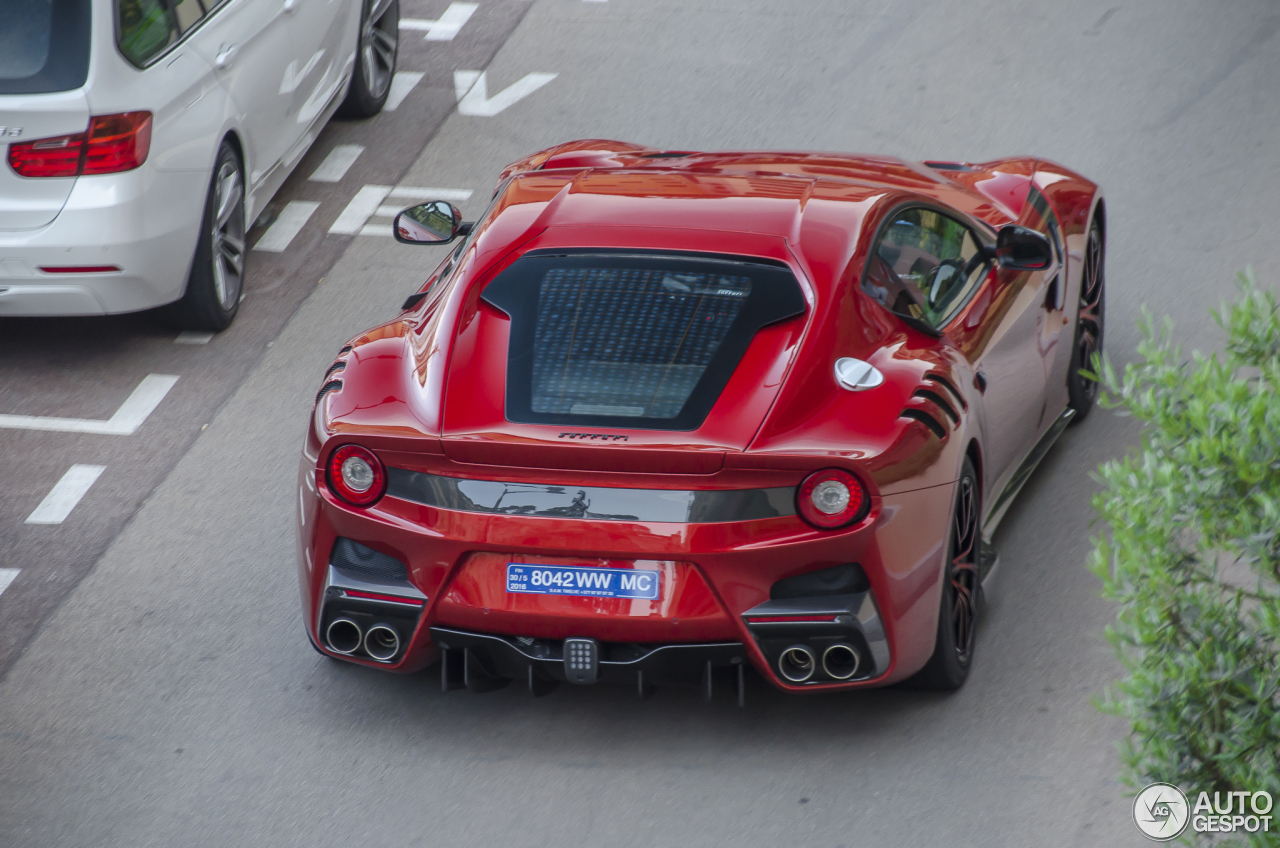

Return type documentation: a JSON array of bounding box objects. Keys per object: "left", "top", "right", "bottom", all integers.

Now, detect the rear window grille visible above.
[
  {"left": 482, "top": 251, "right": 805, "bottom": 431},
  {"left": 531, "top": 267, "right": 751, "bottom": 419}
]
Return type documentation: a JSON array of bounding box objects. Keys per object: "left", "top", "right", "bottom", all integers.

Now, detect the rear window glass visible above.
[
  {"left": 0, "top": 0, "right": 91, "bottom": 94},
  {"left": 481, "top": 251, "right": 805, "bottom": 431}
]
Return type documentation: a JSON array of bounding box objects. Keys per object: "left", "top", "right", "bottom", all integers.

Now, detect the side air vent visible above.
[
  {"left": 923, "top": 161, "right": 974, "bottom": 172},
  {"left": 923, "top": 373, "right": 966, "bottom": 411},
  {"left": 324, "top": 361, "right": 346, "bottom": 380},
  {"left": 338, "top": 344, "right": 353, "bottom": 355},
  {"left": 901, "top": 409, "right": 947, "bottom": 439},
  {"left": 330, "top": 537, "right": 409, "bottom": 581},
  {"left": 641, "top": 151, "right": 694, "bottom": 158},
  {"left": 316, "top": 379, "right": 342, "bottom": 404},
  {"left": 912, "top": 388, "right": 959, "bottom": 425}
]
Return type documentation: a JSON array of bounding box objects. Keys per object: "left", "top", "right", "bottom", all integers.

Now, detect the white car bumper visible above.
[{"left": 0, "top": 166, "right": 208, "bottom": 316}]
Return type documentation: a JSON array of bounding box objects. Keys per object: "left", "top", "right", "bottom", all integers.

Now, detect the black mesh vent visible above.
[
  {"left": 329, "top": 538, "right": 408, "bottom": 581},
  {"left": 770, "top": 563, "right": 869, "bottom": 600},
  {"left": 316, "top": 379, "right": 342, "bottom": 405}
]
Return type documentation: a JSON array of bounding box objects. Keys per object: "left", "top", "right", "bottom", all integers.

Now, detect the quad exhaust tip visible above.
[
  {"left": 778, "top": 645, "right": 817, "bottom": 683},
  {"left": 364, "top": 624, "right": 401, "bottom": 662},
  {"left": 822, "top": 643, "right": 861, "bottom": 680},
  {"left": 326, "top": 618, "right": 362, "bottom": 654}
]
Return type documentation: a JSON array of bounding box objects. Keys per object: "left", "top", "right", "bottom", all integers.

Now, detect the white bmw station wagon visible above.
[{"left": 0, "top": 0, "right": 399, "bottom": 330}]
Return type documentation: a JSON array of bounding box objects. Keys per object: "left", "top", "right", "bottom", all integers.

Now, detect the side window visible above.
[
  {"left": 1027, "top": 186, "right": 1065, "bottom": 310},
  {"left": 116, "top": 0, "right": 177, "bottom": 66},
  {"left": 864, "top": 207, "right": 989, "bottom": 327},
  {"left": 169, "top": 0, "right": 206, "bottom": 32}
]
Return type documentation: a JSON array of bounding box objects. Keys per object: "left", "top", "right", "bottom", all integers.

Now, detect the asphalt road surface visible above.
[{"left": 2, "top": 1, "right": 1278, "bottom": 845}]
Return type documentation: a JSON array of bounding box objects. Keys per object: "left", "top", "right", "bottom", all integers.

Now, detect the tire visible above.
[
  {"left": 164, "top": 142, "right": 245, "bottom": 332},
  {"left": 907, "top": 457, "right": 981, "bottom": 690},
  {"left": 336, "top": 0, "right": 399, "bottom": 118},
  {"left": 1067, "top": 218, "right": 1105, "bottom": 423}
]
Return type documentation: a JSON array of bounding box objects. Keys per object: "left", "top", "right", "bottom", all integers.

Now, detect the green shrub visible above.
[{"left": 1090, "top": 272, "right": 1280, "bottom": 846}]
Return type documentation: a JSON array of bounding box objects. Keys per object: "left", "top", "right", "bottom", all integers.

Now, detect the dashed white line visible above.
[
  {"left": 309, "top": 145, "right": 365, "bottom": 182},
  {"left": 389, "top": 186, "right": 473, "bottom": 201},
  {"left": 0, "top": 569, "right": 18, "bottom": 599},
  {"left": 0, "top": 374, "right": 178, "bottom": 436},
  {"left": 384, "top": 72, "right": 424, "bottom": 112},
  {"left": 174, "top": 331, "right": 214, "bottom": 345},
  {"left": 25, "top": 465, "right": 106, "bottom": 525},
  {"left": 455, "top": 70, "right": 558, "bottom": 117},
  {"left": 254, "top": 201, "right": 321, "bottom": 252},
  {"left": 330, "top": 185, "right": 391, "bottom": 235},
  {"left": 400, "top": 3, "right": 478, "bottom": 40},
  {"left": 351, "top": 186, "right": 476, "bottom": 236}
]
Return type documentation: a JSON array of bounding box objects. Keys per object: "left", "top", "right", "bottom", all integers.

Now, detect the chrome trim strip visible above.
[{"left": 386, "top": 468, "right": 796, "bottom": 523}]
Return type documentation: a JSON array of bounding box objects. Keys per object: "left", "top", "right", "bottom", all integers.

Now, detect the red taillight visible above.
[
  {"left": 8, "top": 132, "right": 85, "bottom": 177},
  {"left": 83, "top": 112, "right": 152, "bottom": 175},
  {"left": 326, "top": 444, "right": 386, "bottom": 507},
  {"left": 796, "top": 468, "right": 869, "bottom": 530},
  {"left": 8, "top": 112, "right": 152, "bottom": 178}
]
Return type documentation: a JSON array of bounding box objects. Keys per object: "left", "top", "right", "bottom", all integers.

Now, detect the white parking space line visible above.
[
  {"left": 0, "top": 569, "right": 18, "bottom": 598},
  {"left": 25, "top": 465, "right": 106, "bottom": 525},
  {"left": 384, "top": 72, "right": 424, "bottom": 112},
  {"left": 354, "top": 186, "right": 475, "bottom": 236},
  {"left": 0, "top": 374, "right": 178, "bottom": 436},
  {"left": 400, "top": 3, "right": 478, "bottom": 40},
  {"left": 330, "top": 186, "right": 392, "bottom": 234},
  {"left": 174, "top": 331, "right": 214, "bottom": 345},
  {"left": 309, "top": 145, "right": 365, "bottom": 182},
  {"left": 454, "top": 71, "right": 558, "bottom": 116},
  {"left": 254, "top": 201, "right": 321, "bottom": 252},
  {"left": 389, "top": 186, "right": 473, "bottom": 201}
]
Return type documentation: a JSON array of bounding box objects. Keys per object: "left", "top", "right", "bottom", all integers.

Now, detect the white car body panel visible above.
[{"left": 0, "top": 0, "right": 359, "bottom": 317}]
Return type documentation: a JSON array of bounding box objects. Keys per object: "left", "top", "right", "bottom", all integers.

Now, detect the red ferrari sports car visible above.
[{"left": 297, "top": 140, "right": 1105, "bottom": 699}]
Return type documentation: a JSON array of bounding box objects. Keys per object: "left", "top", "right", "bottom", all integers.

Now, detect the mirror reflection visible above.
[{"left": 394, "top": 201, "right": 460, "bottom": 244}]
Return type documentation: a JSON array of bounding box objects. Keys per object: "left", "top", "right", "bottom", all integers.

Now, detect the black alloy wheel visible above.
[
  {"left": 337, "top": 0, "right": 398, "bottom": 118},
  {"left": 163, "top": 141, "right": 245, "bottom": 331},
  {"left": 908, "top": 457, "right": 981, "bottom": 690},
  {"left": 1067, "top": 219, "right": 1105, "bottom": 421}
]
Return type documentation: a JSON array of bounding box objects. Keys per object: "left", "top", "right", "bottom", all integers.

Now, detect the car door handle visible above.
[
  {"left": 974, "top": 371, "right": 988, "bottom": 393},
  {"left": 215, "top": 44, "right": 238, "bottom": 69}
]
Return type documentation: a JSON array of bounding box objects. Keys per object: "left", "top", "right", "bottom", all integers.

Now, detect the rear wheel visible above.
[
  {"left": 1067, "top": 219, "right": 1105, "bottom": 422},
  {"left": 164, "top": 142, "right": 245, "bottom": 332},
  {"left": 908, "top": 457, "right": 981, "bottom": 690},
  {"left": 337, "top": 0, "right": 398, "bottom": 118}
]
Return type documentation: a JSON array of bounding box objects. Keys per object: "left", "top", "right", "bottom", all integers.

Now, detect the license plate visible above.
[{"left": 506, "top": 563, "right": 660, "bottom": 600}]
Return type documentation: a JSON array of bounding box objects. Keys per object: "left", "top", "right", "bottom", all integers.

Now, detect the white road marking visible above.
[
  {"left": 174, "top": 331, "right": 214, "bottom": 345},
  {"left": 455, "top": 70, "right": 558, "bottom": 117},
  {"left": 330, "top": 185, "right": 392, "bottom": 234},
  {"left": 0, "top": 374, "right": 178, "bottom": 436},
  {"left": 25, "top": 465, "right": 106, "bottom": 525},
  {"left": 0, "top": 568, "right": 17, "bottom": 598},
  {"left": 350, "top": 186, "right": 476, "bottom": 236},
  {"left": 384, "top": 72, "right": 424, "bottom": 111},
  {"left": 389, "top": 186, "right": 474, "bottom": 201},
  {"left": 254, "top": 201, "right": 320, "bottom": 252},
  {"left": 309, "top": 145, "right": 365, "bottom": 182},
  {"left": 400, "top": 2, "right": 478, "bottom": 40}
]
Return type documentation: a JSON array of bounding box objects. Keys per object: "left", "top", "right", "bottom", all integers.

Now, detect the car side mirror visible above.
[
  {"left": 994, "top": 225, "right": 1052, "bottom": 271},
  {"left": 393, "top": 201, "right": 467, "bottom": 245}
]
